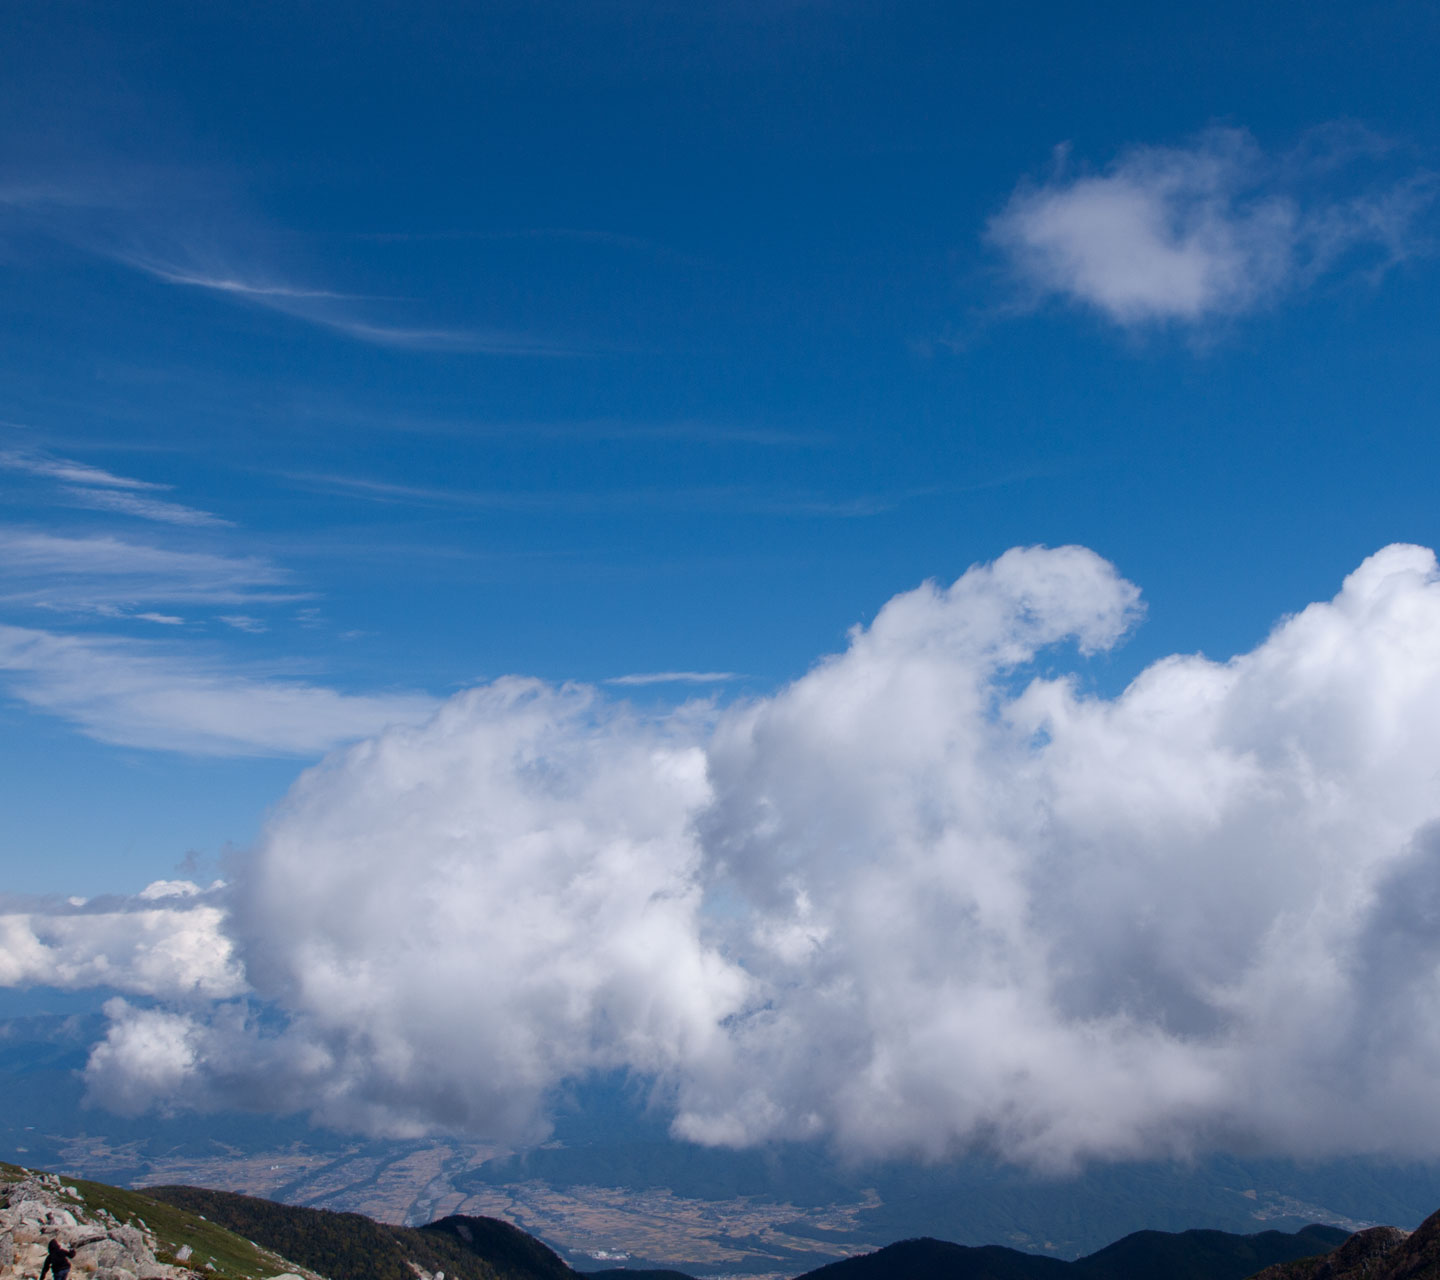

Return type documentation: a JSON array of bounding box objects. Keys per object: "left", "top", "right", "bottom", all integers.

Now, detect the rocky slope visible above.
[
  {"left": 1250, "top": 1205, "right": 1440, "bottom": 1280},
  {"left": 0, "top": 1164, "right": 313, "bottom": 1280}
]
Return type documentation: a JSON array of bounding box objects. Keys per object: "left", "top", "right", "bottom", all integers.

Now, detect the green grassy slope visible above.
[
  {"left": 0, "top": 1162, "right": 312, "bottom": 1280},
  {"left": 144, "top": 1186, "right": 575, "bottom": 1280}
]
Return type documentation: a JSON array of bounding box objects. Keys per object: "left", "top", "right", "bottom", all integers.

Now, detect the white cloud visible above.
[
  {"left": 0, "top": 623, "right": 437, "bottom": 755},
  {"left": 988, "top": 127, "right": 1432, "bottom": 326},
  {"left": 60, "top": 486, "right": 232, "bottom": 528},
  {"left": 125, "top": 262, "right": 353, "bottom": 300},
  {"left": 218, "top": 615, "right": 268, "bottom": 634},
  {"left": 2, "top": 448, "right": 230, "bottom": 525},
  {"left": 2, "top": 166, "right": 581, "bottom": 356},
  {"left": 44, "top": 543, "right": 1440, "bottom": 1168},
  {"left": 0, "top": 884, "right": 244, "bottom": 1000},
  {"left": 315, "top": 317, "right": 582, "bottom": 355},
  {"left": 84, "top": 1001, "right": 206, "bottom": 1116},
  {"left": 86, "top": 680, "right": 746, "bottom": 1136},
  {"left": 118, "top": 253, "right": 579, "bottom": 355},
  {"left": 288, "top": 471, "right": 899, "bottom": 518},
  {"left": 607, "top": 671, "right": 740, "bottom": 686},
  {"left": 0, "top": 449, "right": 167, "bottom": 491},
  {"left": 0, "top": 529, "right": 295, "bottom": 611},
  {"left": 137, "top": 879, "right": 207, "bottom": 900}
]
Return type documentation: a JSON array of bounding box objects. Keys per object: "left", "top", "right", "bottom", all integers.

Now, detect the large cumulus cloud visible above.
[{"left": 12, "top": 543, "right": 1440, "bottom": 1168}]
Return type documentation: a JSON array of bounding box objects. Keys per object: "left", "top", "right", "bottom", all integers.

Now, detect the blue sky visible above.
[
  {"left": 4, "top": 2, "right": 1439, "bottom": 895},
  {"left": 8, "top": 1, "right": 1440, "bottom": 1167}
]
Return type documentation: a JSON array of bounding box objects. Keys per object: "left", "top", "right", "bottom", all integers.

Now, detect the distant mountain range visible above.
[
  {"left": 10, "top": 1158, "right": 1440, "bottom": 1280},
  {"left": 130, "top": 1181, "right": 1367, "bottom": 1280},
  {"left": 789, "top": 1225, "right": 1349, "bottom": 1280}
]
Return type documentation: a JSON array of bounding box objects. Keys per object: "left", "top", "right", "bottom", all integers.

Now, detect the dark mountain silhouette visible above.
[
  {"left": 1076, "top": 1224, "right": 1350, "bottom": 1279},
  {"left": 425, "top": 1213, "right": 575, "bottom": 1280},
  {"left": 1250, "top": 1204, "right": 1440, "bottom": 1279},
  {"left": 794, "top": 1237, "right": 1073, "bottom": 1280},
  {"left": 791, "top": 1222, "right": 1350, "bottom": 1280}
]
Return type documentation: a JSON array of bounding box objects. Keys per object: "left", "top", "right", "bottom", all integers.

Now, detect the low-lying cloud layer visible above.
[{"left": 10, "top": 544, "right": 1440, "bottom": 1168}]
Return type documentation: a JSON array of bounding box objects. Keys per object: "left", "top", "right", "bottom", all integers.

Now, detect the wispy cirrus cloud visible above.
[
  {"left": 0, "top": 529, "right": 298, "bottom": 611},
  {"left": 0, "top": 623, "right": 436, "bottom": 756},
  {"left": 260, "top": 402, "right": 828, "bottom": 446},
  {"left": 988, "top": 125, "right": 1434, "bottom": 328},
  {"left": 218, "top": 615, "right": 268, "bottom": 634},
  {"left": 0, "top": 442, "right": 428, "bottom": 751},
  {"left": 60, "top": 485, "right": 233, "bottom": 527},
  {"left": 1, "top": 168, "right": 586, "bottom": 355},
  {"left": 355, "top": 225, "right": 715, "bottom": 271},
  {"left": 116, "top": 254, "right": 586, "bottom": 354},
  {"left": 315, "top": 317, "right": 585, "bottom": 355},
  {"left": 0, "top": 449, "right": 166, "bottom": 490},
  {"left": 287, "top": 470, "right": 907, "bottom": 517},
  {"left": 2, "top": 447, "right": 231, "bottom": 526},
  {"left": 122, "top": 259, "right": 355, "bottom": 300},
  {"left": 606, "top": 671, "right": 741, "bottom": 686}
]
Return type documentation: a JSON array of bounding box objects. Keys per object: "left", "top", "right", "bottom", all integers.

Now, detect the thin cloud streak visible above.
[
  {"left": 61, "top": 485, "right": 232, "bottom": 527},
  {"left": 116, "top": 248, "right": 587, "bottom": 354},
  {"left": 218, "top": 615, "right": 268, "bottom": 634},
  {"left": 0, "top": 623, "right": 437, "bottom": 756},
  {"left": 0, "top": 449, "right": 168, "bottom": 491},
  {"left": 0, "top": 169, "right": 588, "bottom": 357},
  {"left": 122, "top": 259, "right": 357, "bottom": 300},
  {"left": 0, "top": 529, "right": 299, "bottom": 610},
  {"left": 607, "top": 671, "right": 741, "bottom": 686},
  {"left": 354, "top": 225, "right": 714, "bottom": 269},
  {"left": 318, "top": 317, "right": 586, "bottom": 355},
  {"left": 288, "top": 471, "right": 906, "bottom": 517},
  {"left": 2, "top": 447, "right": 231, "bottom": 525},
  {"left": 259, "top": 405, "right": 829, "bottom": 447}
]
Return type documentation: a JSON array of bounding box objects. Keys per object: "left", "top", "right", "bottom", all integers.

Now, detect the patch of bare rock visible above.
[
  {"left": 1250, "top": 1208, "right": 1440, "bottom": 1280},
  {"left": 2, "top": 1171, "right": 203, "bottom": 1280}
]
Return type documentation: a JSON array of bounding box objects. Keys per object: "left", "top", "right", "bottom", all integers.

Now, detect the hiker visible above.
[{"left": 39, "top": 1236, "right": 76, "bottom": 1280}]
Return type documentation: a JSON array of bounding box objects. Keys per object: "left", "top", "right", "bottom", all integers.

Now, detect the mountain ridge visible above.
[
  {"left": 3, "top": 1161, "right": 1417, "bottom": 1280},
  {"left": 789, "top": 1222, "right": 1352, "bottom": 1280},
  {"left": 1248, "top": 1205, "right": 1440, "bottom": 1280}
]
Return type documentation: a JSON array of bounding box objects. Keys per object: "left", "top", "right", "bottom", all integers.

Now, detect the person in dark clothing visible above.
[{"left": 40, "top": 1237, "right": 76, "bottom": 1280}]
